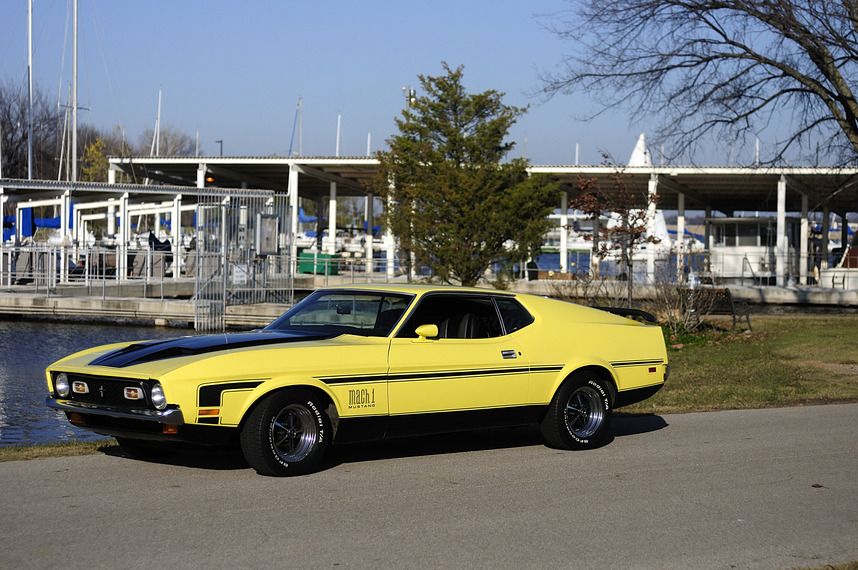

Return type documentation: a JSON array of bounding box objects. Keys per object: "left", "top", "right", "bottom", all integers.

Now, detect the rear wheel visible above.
[
  {"left": 541, "top": 372, "right": 612, "bottom": 449},
  {"left": 240, "top": 389, "right": 330, "bottom": 476}
]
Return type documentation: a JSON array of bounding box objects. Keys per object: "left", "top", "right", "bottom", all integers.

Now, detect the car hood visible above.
[{"left": 87, "top": 330, "right": 334, "bottom": 368}]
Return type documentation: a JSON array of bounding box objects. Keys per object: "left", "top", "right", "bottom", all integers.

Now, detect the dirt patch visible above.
[{"left": 803, "top": 361, "right": 858, "bottom": 376}]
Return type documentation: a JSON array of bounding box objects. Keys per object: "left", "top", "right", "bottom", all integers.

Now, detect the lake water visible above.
[{"left": 0, "top": 318, "right": 199, "bottom": 447}]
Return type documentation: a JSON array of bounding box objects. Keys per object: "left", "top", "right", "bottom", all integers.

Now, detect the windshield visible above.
[{"left": 264, "top": 290, "right": 414, "bottom": 337}]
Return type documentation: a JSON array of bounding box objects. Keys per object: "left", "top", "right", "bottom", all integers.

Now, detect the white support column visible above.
[
  {"left": 108, "top": 167, "right": 116, "bottom": 185},
  {"left": 288, "top": 164, "right": 300, "bottom": 271},
  {"left": 800, "top": 195, "right": 808, "bottom": 286},
  {"left": 15, "top": 205, "right": 22, "bottom": 243},
  {"left": 646, "top": 174, "right": 658, "bottom": 282},
  {"left": 61, "top": 189, "right": 72, "bottom": 281},
  {"left": 118, "top": 192, "right": 129, "bottom": 278},
  {"left": 197, "top": 163, "right": 207, "bottom": 188},
  {"left": 705, "top": 207, "right": 713, "bottom": 249},
  {"left": 821, "top": 208, "right": 830, "bottom": 270},
  {"left": 107, "top": 201, "right": 116, "bottom": 237},
  {"left": 677, "top": 192, "right": 686, "bottom": 281},
  {"left": 60, "top": 190, "right": 71, "bottom": 241},
  {"left": 365, "top": 193, "right": 374, "bottom": 274},
  {"left": 172, "top": 194, "right": 183, "bottom": 279},
  {"left": 776, "top": 175, "right": 787, "bottom": 287},
  {"left": 560, "top": 192, "right": 568, "bottom": 273},
  {"left": 328, "top": 182, "right": 337, "bottom": 255},
  {"left": 386, "top": 188, "right": 395, "bottom": 278},
  {"left": 592, "top": 215, "right": 600, "bottom": 278},
  {"left": 0, "top": 192, "right": 6, "bottom": 286}
]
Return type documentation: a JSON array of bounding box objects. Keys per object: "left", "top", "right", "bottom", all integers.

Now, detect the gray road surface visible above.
[{"left": 1, "top": 404, "right": 856, "bottom": 569}]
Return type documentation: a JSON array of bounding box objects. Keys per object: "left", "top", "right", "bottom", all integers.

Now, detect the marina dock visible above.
[{"left": 2, "top": 277, "right": 857, "bottom": 331}]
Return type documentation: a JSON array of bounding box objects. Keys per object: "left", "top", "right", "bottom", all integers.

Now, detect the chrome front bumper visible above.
[{"left": 46, "top": 397, "right": 185, "bottom": 425}]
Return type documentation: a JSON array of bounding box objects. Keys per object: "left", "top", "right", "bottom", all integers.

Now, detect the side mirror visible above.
[{"left": 415, "top": 324, "right": 439, "bottom": 340}]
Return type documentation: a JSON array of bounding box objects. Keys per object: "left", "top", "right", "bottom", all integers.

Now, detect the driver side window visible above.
[{"left": 397, "top": 295, "right": 503, "bottom": 339}]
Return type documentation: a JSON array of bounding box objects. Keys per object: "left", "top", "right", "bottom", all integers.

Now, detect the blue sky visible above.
[{"left": 1, "top": 0, "right": 656, "bottom": 165}]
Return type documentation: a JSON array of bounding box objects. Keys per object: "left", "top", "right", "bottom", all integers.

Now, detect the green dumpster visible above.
[{"left": 298, "top": 252, "right": 339, "bottom": 275}]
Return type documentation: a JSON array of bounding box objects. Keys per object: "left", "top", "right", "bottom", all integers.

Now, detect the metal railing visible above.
[
  {"left": 2, "top": 244, "right": 180, "bottom": 298},
  {"left": 4, "top": 243, "right": 856, "bottom": 330}
]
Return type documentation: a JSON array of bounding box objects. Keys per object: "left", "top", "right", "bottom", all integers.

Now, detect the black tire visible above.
[
  {"left": 240, "top": 389, "right": 331, "bottom": 476},
  {"left": 540, "top": 372, "right": 612, "bottom": 449},
  {"left": 115, "top": 437, "right": 178, "bottom": 459}
]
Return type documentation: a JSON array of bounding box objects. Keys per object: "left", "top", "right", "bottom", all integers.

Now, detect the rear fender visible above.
[{"left": 541, "top": 359, "right": 619, "bottom": 406}]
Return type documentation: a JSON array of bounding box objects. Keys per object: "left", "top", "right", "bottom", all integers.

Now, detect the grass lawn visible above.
[{"left": 621, "top": 314, "right": 858, "bottom": 414}]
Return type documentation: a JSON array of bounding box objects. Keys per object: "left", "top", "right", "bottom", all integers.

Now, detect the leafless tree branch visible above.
[{"left": 539, "top": 0, "right": 858, "bottom": 164}]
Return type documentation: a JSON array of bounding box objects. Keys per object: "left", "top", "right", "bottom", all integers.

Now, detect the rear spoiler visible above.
[{"left": 598, "top": 307, "right": 657, "bottom": 324}]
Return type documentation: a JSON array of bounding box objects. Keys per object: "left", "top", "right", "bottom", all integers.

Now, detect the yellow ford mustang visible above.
[{"left": 46, "top": 284, "right": 668, "bottom": 476}]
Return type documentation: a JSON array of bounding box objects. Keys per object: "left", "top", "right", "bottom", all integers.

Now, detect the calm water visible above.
[{"left": 0, "top": 319, "right": 199, "bottom": 447}]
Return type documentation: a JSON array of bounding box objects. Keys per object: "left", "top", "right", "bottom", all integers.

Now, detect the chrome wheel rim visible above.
[
  {"left": 564, "top": 386, "right": 604, "bottom": 438},
  {"left": 270, "top": 404, "right": 317, "bottom": 463}
]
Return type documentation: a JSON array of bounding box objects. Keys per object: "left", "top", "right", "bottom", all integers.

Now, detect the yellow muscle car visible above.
[{"left": 46, "top": 284, "right": 668, "bottom": 476}]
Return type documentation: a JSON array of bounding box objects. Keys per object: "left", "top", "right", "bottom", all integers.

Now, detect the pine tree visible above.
[{"left": 376, "top": 63, "right": 558, "bottom": 287}]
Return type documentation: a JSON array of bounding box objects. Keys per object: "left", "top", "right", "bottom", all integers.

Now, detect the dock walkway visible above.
[{"left": 2, "top": 278, "right": 856, "bottom": 329}]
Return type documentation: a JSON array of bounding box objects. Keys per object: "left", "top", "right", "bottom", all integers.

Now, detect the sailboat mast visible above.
[
  {"left": 27, "top": 0, "right": 33, "bottom": 180},
  {"left": 71, "top": 0, "right": 78, "bottom": 182}
]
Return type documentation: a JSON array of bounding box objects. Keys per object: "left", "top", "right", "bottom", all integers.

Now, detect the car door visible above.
[{"left": 386, "top": 294, "right": 531, "bottom": 434}]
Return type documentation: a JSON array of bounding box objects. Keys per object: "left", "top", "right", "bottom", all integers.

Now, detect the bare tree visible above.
[
  {"left": 540, "top": 0, "right": 858, "bottom": 164},
  {"left": 0, "top": 79, "right": 62, "bottom": 179},
  {"left": 571, "top": 160, "right": 659, "bottom": 307},
  {"left": 137, "top": 124, "right": 196, "bottom": 156}
]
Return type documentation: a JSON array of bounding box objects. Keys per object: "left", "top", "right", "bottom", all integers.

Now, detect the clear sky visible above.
[{"left": 1, "top": 0, "right": 659, "bottom": 165}]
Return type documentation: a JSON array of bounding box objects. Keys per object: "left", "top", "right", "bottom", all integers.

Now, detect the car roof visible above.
[{"left": 317, "top": 283, "right": 516, "bottom": 297}]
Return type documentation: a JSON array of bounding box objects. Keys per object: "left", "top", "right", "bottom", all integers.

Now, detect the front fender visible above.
[{"left": 211, "top": 376, "right": 340, "bottom": 427}]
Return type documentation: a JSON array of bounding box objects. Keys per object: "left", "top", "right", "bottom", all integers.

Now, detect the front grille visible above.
[{"left": 59, "top": 373, "right": 155, "bottom": 410}]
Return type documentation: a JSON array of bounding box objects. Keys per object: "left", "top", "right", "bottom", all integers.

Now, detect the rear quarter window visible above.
[{"left": 495, "top": 297, "right": 534, "bottom": 334}]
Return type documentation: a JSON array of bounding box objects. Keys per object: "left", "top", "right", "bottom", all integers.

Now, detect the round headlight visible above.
[
  {"left": 150, "top": 382, "right": 167, "bottom": 410},
  {"left": 55, "top": 373, "right": 70, "bottom": 397}
]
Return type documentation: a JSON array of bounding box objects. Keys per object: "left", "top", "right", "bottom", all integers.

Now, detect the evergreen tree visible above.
[{"left": 376, "top": 63, "right": 558, "bottom": 287}]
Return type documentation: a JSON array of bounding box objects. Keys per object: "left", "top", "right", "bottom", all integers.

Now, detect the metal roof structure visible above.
[
  {"left": 3, "top": 156, "right": 857, "bottom": 289},
  {"left": 108, "top": 156, "right": 377, "bottom": 199},
  {"left": 0, "top": 177, "right": 274, "bottom": 201},
  {"left": 104, "top": 156, "right": 858, "bottom": 215},
  {"left": 531, "top": 165, "right": 858, "bottom": 215}
]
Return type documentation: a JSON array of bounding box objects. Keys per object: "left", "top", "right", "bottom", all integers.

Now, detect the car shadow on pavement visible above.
[
  {"left": 323, "top": 413, "right": 669, "bottom": 471},
  {"left": 94, "top": 414, "right": 668, "bottom": 475},
  {"left": 612, "top": 413, "right": 669, "bottom": 437},
  {"left": 325, "top": 426, "right": 546, "bottom": 469},
  {"left": 100, "top": 442, "right": 249, "bottom": 471}
]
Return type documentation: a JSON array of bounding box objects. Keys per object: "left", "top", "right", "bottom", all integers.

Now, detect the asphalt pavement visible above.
[{"left": 1, "top": 403, "right": 856, "bottom": 569}]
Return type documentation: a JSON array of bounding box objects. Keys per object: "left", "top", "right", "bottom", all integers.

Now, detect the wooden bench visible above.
[{"left": 681, "top": 287, "right": 752, "bottom": 331}]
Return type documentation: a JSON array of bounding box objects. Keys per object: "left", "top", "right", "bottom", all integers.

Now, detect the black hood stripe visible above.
[{"left": 88, "top": 331, "right": 333, "bottom": 368}]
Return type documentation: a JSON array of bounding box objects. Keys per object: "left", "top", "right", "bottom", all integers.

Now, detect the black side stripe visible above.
[
  {"left": 388, "top": 367, "right": 530, "bottom": 383},
  {"left": 319, "top": 373, "right": 388, "bottom": 385},
  {"left": 198, "top": 380, "right": 265, "bottom": 407},
  {"left": 530, "top": 365, "right": 565, "bottom": 373},
  {"left": 610, "top": 360, "right": 665, "bottom": 368},
  {"left": 319, "top": 365, "right": 566, "bottom": 386}
]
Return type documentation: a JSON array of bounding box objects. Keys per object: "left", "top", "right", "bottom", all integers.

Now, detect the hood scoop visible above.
[{"left": 88, "top": 331, "right": 331, "bottom": 368}]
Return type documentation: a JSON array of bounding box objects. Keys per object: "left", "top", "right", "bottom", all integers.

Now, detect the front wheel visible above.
[
  {"left": 240, "top": 389, "right": 331, "bottom": 476},
  {"left": 541, "top": 373, "right": 612, "bottom": 449}
]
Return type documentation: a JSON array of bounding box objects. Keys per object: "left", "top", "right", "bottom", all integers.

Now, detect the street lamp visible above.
[{"left": 215, "top": 139, "right": 223, "bottom": 156}]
